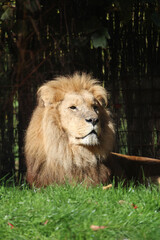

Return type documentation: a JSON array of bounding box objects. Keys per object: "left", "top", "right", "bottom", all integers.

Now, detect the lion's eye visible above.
[
  {"left": 93, "top": 105, "right": 98, "bottom": 112},
  {"left": 69, "top": 106, "right": 77, "bottom": 110}
]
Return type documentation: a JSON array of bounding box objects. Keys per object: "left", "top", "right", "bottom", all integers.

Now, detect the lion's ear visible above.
[
  {"left": 37, "top": 85, "right": 55, "bottom": 107},
  {"left": 92, "top": 86, "right": 108, "bottom": 107}
]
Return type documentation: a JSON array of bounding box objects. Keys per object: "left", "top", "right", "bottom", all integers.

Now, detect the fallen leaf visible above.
[
  {"left": 43, "top": 220, "right": 49, "bottom": 225},
  {"left": 90, "top": 225, "right": 107, "bottom": 230},
  {"left": 131, "top": 203, "right": 138, "bottom": 209},
  {"left": 8, "top": 222, "right": 14, "bottom": 229},
  {"left": 118, "top": 200, "right": 138, "bottom": 209},
  {"left": 103, "top": 184, "right": 112, "bottom": 190},
  {"left": 118, "top": 200, "right": 127, "bottom": 205}
]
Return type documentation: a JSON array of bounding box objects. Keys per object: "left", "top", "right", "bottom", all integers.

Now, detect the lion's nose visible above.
[{"left": 85, "top": 118, "right": 99, "bottom": 126}]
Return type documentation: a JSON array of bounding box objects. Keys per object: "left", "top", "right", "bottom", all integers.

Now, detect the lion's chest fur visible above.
[
  {"left": 44, "top": 142, "right": 110, "bottom": 185},
  {"left": 39, "top": 145, "right": 111, "bottom": 187}
]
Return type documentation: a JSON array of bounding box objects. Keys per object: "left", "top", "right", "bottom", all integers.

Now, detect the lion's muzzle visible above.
[{"left": 85, "top": 117, "right": 99, "bottom": 126}]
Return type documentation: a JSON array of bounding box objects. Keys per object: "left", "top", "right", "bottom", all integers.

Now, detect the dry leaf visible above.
[
  {"left": 118, "top": 200, "right": 127, "bottom": 205},
  {"left": 131, "top": 203, "right": 138, "bottom": 209},
  {"left": 90, "top": 225, "right": 107, "bottom": 230},
  {"left": 118, "top": 200, "right": 138, "bottom": 209},
  {"left": 102, "top": 184, "right": 112, "bottom": 190},
  {"left": 8, "top": 222, "right": 14, "bottom": 229},
  {"left": 43, "top": 220, "right": 49, "bottom": 225}
]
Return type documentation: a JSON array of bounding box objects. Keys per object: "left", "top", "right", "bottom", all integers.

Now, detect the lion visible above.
[
  {"left": 25, "top": 73, "right": 160, "bottom": 187},
  {"left": 25, "top": 73, "right": 115, "bottom": 187}
]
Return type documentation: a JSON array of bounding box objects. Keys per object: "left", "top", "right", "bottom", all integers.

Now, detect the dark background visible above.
[{"left": 0, "top": 0, "right": 160, "bottom": 180}]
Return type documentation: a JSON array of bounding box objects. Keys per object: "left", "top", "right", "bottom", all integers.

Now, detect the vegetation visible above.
[{"left": 0, "top": 182, "right": 160, "bottom": 239}]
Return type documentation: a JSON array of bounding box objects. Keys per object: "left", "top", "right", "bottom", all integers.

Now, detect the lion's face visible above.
[{"left": 59, "top": 91, "right": 101, "bottom": 145}]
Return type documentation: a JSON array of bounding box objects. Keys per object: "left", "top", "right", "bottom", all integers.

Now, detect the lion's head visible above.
[{"left": 25, "top": 73, "right": 115, "bottom": 187}]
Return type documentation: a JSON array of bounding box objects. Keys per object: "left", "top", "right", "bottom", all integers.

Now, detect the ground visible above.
[{"left": 0, "top": 181, "right": 160, "bottom": 240}]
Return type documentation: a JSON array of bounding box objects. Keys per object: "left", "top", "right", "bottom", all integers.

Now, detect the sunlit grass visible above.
[{"left": 0, "top": 182, "right": 160, "bottom": 240}]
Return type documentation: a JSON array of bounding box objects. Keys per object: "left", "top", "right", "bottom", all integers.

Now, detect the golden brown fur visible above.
[
  {"left": 25, "top": 73, "right": 115, "bottom": 187},
  {"left": 25, "top": 73, "right": 160, "bottom": 187},
  {"left": 107, "top": 152, "right": 160, "bottom": 185}
]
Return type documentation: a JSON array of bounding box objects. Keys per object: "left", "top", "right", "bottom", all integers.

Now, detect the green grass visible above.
[{"left": 0, "top": 182, "right": 160, "bottom": 240}]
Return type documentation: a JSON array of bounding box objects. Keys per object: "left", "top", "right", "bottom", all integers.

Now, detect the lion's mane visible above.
[{"left": 25, "top": 73, "right": 115, "bottom": 187}]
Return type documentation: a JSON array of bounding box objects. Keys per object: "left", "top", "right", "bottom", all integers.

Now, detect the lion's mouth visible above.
[{"left": 76, "top": 130, "right": 97, "bottom": 139}]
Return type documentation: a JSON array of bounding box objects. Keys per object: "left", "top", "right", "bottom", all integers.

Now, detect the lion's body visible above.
[
  {"left": 25, "top": 73, "right": 160, "bottom": 187},
  {"left": 25, "top": 73, "right": 114, "bottom": 187}
]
